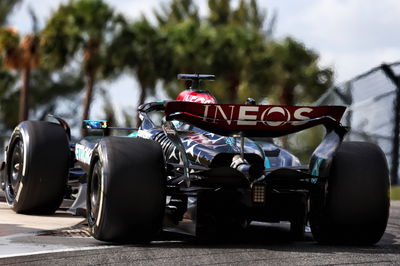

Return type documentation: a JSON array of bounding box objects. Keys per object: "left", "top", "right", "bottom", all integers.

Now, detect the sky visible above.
[{"left": 6, "top": 0, "right": 400, "bottom": 123}]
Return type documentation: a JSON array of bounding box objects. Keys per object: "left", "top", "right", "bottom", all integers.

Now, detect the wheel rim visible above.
[
  {"left": 6, "top": 139, "right": 24, "bottom": 203},
  {"left": 88, "top": 162, "right": 101, "bottom": 226}
]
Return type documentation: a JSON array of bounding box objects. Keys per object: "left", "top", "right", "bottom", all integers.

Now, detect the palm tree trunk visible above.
[
  {"left": 81, "top": 72, "right": 95, "bottom": 137},
  {"left": 280, "top": 81, "right": 295, "bottom": 106},
  {"left": 19, "top": 67, "right": 30, "bottom": 121},
  {"left": 229, "top": 77, "right": 240, "bottom": 103},
  {"left": 279, "top": 81, "right": 295, "bottom": 148},
  {"left": 136, "top": 86, "right": 146, "bottom": 127}
]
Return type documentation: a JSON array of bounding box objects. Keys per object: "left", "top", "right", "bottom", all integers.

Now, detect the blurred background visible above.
[{"left": 0, "top": 0, "right": 399, "bottom": 191}]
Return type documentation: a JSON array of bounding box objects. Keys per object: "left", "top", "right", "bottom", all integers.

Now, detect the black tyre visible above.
[
  {"left": 87, "top": 137, "right": 166, "bottom": 242},
  {"left": 310, "top": 142, "right": 390, "bottom": 244},
  {"left": 290, "top": 193, "right": 308, "bottom": 241},
  {"left": 4, "top": 121, "right": 69, "bottom": 214}
]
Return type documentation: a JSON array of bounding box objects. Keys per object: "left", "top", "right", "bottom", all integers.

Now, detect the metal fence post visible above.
[{"left": 381, "top": 64, "right": 400, "bottom": 185}]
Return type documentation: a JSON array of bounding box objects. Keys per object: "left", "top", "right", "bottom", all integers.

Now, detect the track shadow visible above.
[{"left": 137, "top": 222, "right": 400, "bottom": 257}]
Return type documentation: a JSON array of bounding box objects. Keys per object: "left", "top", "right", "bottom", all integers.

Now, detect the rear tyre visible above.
[
  {"left": 4, "top": 121, "right": 69, "bottom": 214},
  {"left": 87, "top": 137, "right": 166, "bottom": 243},
  {"left": 310, "top": 142, "right": 390, "bottom": 245},
  {"left": 290, "top": 193, "right": 308, "bottom": 241}
]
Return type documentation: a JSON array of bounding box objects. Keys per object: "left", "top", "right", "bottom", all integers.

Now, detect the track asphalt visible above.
[{"left": 0, "top": 191, "right": 399, "bottom": 265}]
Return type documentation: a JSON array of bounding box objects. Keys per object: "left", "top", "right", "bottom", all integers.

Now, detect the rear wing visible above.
[{"left": 165, "top": 101, "right": 346, "bottom": 137}]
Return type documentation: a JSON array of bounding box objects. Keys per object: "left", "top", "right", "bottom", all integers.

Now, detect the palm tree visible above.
[
  {"left": 0, "top": 6, "right": 86, "bottom": 130},
  {"left": 0, "top": 0, "right": 21, "bottom": 25},
  {"left": 154, "top": 0, "right": 199, "bottom": 26},
  {"left": 130, "top": 20, "right": 161, "bottom": 117},
  {"left": 41, "top": 0, "right": 123, "bottom": 136},
  {"left": 269, "top": 37, "right": 333, "bottom": 105},
  {"left": 106, "top": 17, "right": 174, "bottom": 125},
  {"left": 154, "top": 0, "right": 276, "bottom": 104},
  {"left": 0, "top": 27, "right": 39, "bottom": 121}
]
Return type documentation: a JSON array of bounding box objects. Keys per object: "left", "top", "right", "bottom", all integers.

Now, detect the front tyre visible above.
[
  {"left": 310, "top": 142, "right": 390, "bottom": 244},
  {"left": 87, "top": 137, "right": 166, "bottom": 243},
  {"left": 4, "top": 121, "right": 69, "bottom": 214}
]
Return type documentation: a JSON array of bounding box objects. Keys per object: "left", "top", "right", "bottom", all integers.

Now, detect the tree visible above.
[
  {"left": 106, "top": 17, "right": 170, "bottom": 125},
  {"left": 154, "top": 0, "right": 199, "bottom": 26},
  {"left": 0, "top": 27, "right": 39, "bottom": 121},
  {"left": 0, "top": 1, "right": 40, "bottom": 123},
  {"left": 154, "top": 0, "right": 277, "bottom": 104},
  {"left": 0, "top": 56, "right": 17, "bottom": 129},
  {"left": 269, "top": 37, "right": 333, "bottom": 105},
  {"left": 152, "top": 0, "right": 331, "bottom": 106},
  {"left": 0, "top": 0, "right": 21, "bottom": 25},
  {"left": 0, "top": 1, "right": 19, "bottom": 128},
  {"left": 41, "top": 0, "right": 124, "bottom": 136},
  {"left": 0, "top": 4, "right": 84, "bottom": 131},
  {"left": 265, "top": 37, "right": 333, "bottom": 151}
]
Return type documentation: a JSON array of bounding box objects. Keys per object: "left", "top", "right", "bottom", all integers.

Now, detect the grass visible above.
[{"left": 391, "top": 185, "right": 400, "bottom": 200}]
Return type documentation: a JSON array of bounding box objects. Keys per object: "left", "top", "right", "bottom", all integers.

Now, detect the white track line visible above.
[
  {"left": 0, "top": 231, "right": 116, "bottom": 259},
  {"left": 0, "top": 245, "right": 116, "bottom": 259}
]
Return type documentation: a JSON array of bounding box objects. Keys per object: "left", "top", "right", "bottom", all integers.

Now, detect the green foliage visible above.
[
  {"left": 0, "top": 0, "right": 334, "bottom": 142},
  {"left": 285, "top": 126, "right": 325, "bottom": 163},
  {"left": 107, "top": 17, "right": 171, "bottom": 125},
  {"left": 0, "top": 57, "right": 17, "bottom": 129},
  {"left": 149, "top": 0, "right": 331, "bottom": 106},
  {"left": 0, "top": 4, "right": 87, "bottom": 131},
  {"left": 41, "top": 0, "right": 125, "bottom": 133},
  {"left": 99, "top": 89, "right": 117, "bottom": 136},
  {"left": 147, "top": 0, "right": 333, "bottom": 158},
  {"left": 0, "top": 58, "right": 15, "bottom": 89},
  {"left": 0, "top": 67, "right": 84, "bottom": 130},
  {"left": 0, "top": 0, "right": 21, "bottom": 26},
  {"left": 154, "top": 0, "right": 278, "bottom": 104},
  {"left": 29, "top": 69, "right": 84, "bottom": 106},
  {"left": 268, "top": 37, "right": 334, "bottom": 105},
  {"left": 391, "top": 185, "right": 400, "bottom": 200},
  {"left": 155, "top": 0, "right": 199, "bottom": 26},
  {"left": 0, "top": 6, "right": 42, "bottom": 122},
  {"left": 121, "top": 19, "right": 162, "bottom": 93},
  {"left": 0, "top": 27, "right": 19, "bottom": 51},
  {"left": 41, "top": 0, "right": 122, "bottom": 74},
  {"left": 208, "top": 0, "right": 266, "bottom": 30}
]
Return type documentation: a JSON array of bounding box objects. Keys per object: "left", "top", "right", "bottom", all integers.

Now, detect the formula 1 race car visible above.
[{"left": 0, "top": 74, "right": 390, "bottom": 244}]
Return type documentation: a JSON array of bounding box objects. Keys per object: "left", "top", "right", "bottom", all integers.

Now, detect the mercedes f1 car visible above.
[{"left": 0, "top": 74, "right": 390, "bottom": 244}]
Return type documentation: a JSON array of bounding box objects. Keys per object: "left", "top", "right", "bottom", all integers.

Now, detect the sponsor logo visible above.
[
  {"left": 75, "top": 144, "right": 93, "bottom": 165},
  {"left": 202, "top": 105, "right": 313, "bottom": 127}
]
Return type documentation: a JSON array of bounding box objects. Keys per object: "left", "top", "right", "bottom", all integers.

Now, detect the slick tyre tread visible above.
[
  {"left": 311, "top": 141, "right": 390, "bottom": 245},
  {"left": 5, "top": 121, "right": 69, "bottom": 214},
  {"left": 87, "top": 137, "right": 166, "bottom": 243}
]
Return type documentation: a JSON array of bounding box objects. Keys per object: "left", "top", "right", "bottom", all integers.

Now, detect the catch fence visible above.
[{"left": 316, "top": 62, "right": 400, "bottom": 184}]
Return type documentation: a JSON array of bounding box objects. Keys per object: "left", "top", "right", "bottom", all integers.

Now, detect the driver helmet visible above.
[
  {"left": 176, "top": 89, "right": 217, "bottom": 104},
  {"left": 176, "top": 79, "right": 217, "bottom": 104}
]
